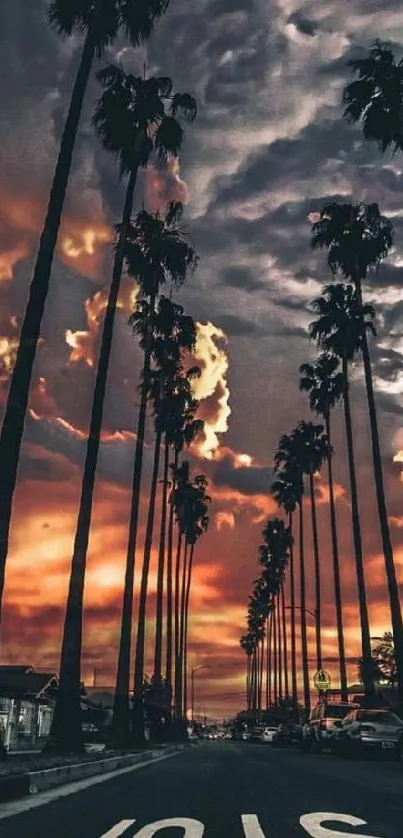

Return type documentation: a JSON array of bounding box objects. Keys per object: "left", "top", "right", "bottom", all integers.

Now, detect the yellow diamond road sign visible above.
[{"left": 313, "top": 669, "right": 331, "bottom": 691}]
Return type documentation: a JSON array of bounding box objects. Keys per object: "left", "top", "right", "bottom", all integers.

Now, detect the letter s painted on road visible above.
[
  {"left": 133, "top": 817, "right": 204, "bottom": 837},
  {"left": 300, "top": 812, "right": 382, "bottom": 838}
]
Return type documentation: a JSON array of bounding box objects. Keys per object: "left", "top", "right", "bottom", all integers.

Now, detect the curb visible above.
[{"left": 0, "top": 744, "right": 187, "bottom": 803}]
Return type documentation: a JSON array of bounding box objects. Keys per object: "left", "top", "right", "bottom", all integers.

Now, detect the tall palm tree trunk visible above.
[
  {"left": 281, "top": 582, "right": 289, "bottom": 697},
  {"left": 342, "top": 354, "right": 373, "bottom": 696},
  {"left": 258, "top": 636, "right": 264, "bottom": 716},
  {"left": 325, "top": 412, "right": 348, "bottom": 702},
  {"left": 252, "top": 652, "right": 257, "bottom": 712},
  {"left": 268, "top": 609, "right": 273, "bottom": 707},
  {"left": 277, "top": 592, "right": 283, "bottom": 700},
  {"left": 132, "top": 426, "right": 163, "bottom": 743},
  {"left": 273, "top": 599, "right": 278, "bottom": 705},
  {"left": 309, "top": 473, "right": 322, "bottom": 670},
  {"left": 183, "top": 543, "right": 196, "bottom": 724},
  {"left": 299, "top": 499, "right": 310, "bottom": 712},
  {"left": 0, "top": 32, "right": 96, "bottom": 641},
  {"left": 69, "top": 166, "right": 137, "bottom": 747},
  {"left": 46, "top": 169, "right": 138, "bottom": 756},
  {"left": 165, "top": 448, "right": 178, "bottom": 707},
  {"left": 178, "top": 540, "right": 189, "bottom": 719},
  {"left": 288, "top": 512, "right": 298, "bottom": 706},
  {"left": 266, "top": 614, "right": 270, "bottom": 709},
  {"left": 113, "top": 289, "right": 156, "bottom": 743},
  {"left": 173, "top": 530, "right": 183, "bottom": 717},
  {"left": 246, "top": 655, "right": 251, "bottom": 710},
  {"left": 357, "top": 282, "right": 403, "bottom": 707},
  {"left": 154, "top": 438, "right": 170, "bottom": 682}
]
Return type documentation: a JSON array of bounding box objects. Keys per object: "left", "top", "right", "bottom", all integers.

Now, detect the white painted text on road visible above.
[{"left": 300, "top": 813, "right": 382, "bottom": 838}]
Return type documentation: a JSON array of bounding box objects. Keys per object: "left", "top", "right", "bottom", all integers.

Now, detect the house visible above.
[{"left": 0, "top": 665, "right": 58, "bottom": 751}]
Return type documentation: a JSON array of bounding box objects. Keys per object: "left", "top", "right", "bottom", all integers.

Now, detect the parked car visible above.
[
  {"left": 300, "top": 702, "right": 359, "bottom": 753},
  {"left": 332, "top": 708, "right": 403, "bottom": 759},
  {"left": 260, "top": 726, "right": 278, "bottom": 743},
  {"left": 250, "top": 725, "right": 264, "bottom": 742},
  {"left": 272, "top": 723, "right": 302, "bottom": 748}
]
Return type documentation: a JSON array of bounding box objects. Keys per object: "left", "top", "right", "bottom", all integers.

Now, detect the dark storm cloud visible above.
[
  {"left": 286, "top": 12, "right": 318, "bottom": 37},
  {"left": 213, "top": 456, "right": 274, "bottom": 495},
  {"left": 216, "top": 314, "right": 261, "bottom": 336},
  {"left": 219, "top": 266, "right": 264, "bottom": 292}
]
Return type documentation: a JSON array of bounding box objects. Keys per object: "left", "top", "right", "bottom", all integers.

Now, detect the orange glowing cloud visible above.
[
  {"left": 59, "top": 220, "right": 112, "bottom": 280},
  {"left": 65, "top": 278, "right": 140, "bottom": 367},
  {"left": 144, "top": 157, "right": 188, "bottom": 214},
  {"left": 191, "top": 322, "right": 230, "bottom": 459}
]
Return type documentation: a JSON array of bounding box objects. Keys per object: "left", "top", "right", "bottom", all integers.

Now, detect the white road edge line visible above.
[{"left": 0, "top": 751, "right": 179, "bottom": 822}]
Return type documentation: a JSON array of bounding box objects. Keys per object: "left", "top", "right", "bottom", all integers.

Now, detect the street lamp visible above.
[
  {"left": 285, "top": 605, "right": 318, "bottom": 621},
  {"left": 191, "top": 665, "right": 211, "bottom": 725}
]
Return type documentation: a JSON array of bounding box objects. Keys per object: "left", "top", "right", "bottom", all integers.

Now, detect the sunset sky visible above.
[{"left": 1, "top": 0, "right": 403, "bottom": 720}]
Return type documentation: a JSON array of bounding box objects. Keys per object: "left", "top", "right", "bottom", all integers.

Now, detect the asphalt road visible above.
[{"left": 0, "top": 741, "right": 402, "bottom": 838}]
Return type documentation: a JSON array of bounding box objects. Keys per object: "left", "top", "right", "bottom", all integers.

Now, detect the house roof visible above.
[{"left": 0, "top": 665, "right": 58, "bottom": 699}]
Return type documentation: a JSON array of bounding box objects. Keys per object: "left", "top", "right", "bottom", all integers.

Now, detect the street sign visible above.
[{"left": 313, "top": 669, "right": 331, "bottom": 691}]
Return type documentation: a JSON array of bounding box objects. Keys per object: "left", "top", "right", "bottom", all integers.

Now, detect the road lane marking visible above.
[
  {"left": 300, "top": 813, "right": 382, "bottom": 838},
  {"left": 99, "top": 821, "right": 136, "bottom": 838},
  {"left": 241, "top": 814, "right": 267, "bottom": 837},
  {"left": 133, "top": 818, "right": 204, "bottom": 836}
]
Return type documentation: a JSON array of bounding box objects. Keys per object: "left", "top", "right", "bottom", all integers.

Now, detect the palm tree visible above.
[
  {"left": 276, "top": 423, "right": 329, "bottom": 673},
  {"left": 130, "top": 305, "right": 198, "bottom": 746},
  {"left": 161, "top": 403, "right": 204, "bottom": 724},
  {"left": 72, "top": 71, "right": 196, "bottom": 748},
  {"left": 274, "top": 436, "right": 310, "bottom": 711},
  {"left": 311, "top": 203, "right": 403, "bottom": 708},
  {"left": 152, "top": 363, "right": 204, "bottom": 694},
  {"left": 371, "top": 631, "right": 397, "bottom": 684},
  {"left": 0, "top": 0, "right": 171, "bottom": 642},
  {"left": 271, "top": 472, "right": 300, "bottom": 706},
  {"left": 171, "top": 460, "right": 191, "bottom": 721},
  {"left": 309, "top": 283, "right": 375, "bottom": 697},
  {"left": 259, "top": 518, "right": 292, "bottom": 708},
  {"left": 182, "top": 474, "right": 211, "bottom": 717},
  {"left": 343, "top": 40, "right": 403, "bottom": 154},
  {"left": 299, "top": 354, "right": 348, "bottom": 701}
]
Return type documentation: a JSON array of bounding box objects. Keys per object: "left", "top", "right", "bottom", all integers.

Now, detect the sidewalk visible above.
[{"left": 0, "top": 743, "right": 190, "bottom": 803}]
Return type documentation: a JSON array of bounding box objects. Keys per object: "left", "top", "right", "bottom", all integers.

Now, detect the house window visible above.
[{"left": 38, "top": 706, "right": 53, "bottom": 738}]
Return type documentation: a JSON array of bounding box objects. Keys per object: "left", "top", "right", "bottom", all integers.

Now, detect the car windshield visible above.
[
  {"left": 325, "top": 705, "right": 351, "bottom": 719},
  {"left": 357, "top": 711, "right": 403, "bottom": 725}
]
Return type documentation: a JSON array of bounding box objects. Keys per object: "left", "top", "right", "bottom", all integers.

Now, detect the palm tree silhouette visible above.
[
  {"left": 181, "top": 473, "right": 211, "bottom": 719},
  {"left": 271, "top": 471, "right": 301, "bottom": 707},
  {"left": 260, "top": 518, "right": 292, "bottom": 706},
  {"left": 299, "top": 354, "right": 348, "bottom": 701},
  {"left": 309, "top": 282, "right": 376, "bottom": 697},
  {"left": 129, "top": 303, "right": 197, "bottom": 745},
  {"left": 163, "top": 393, "right": 204, "bottom": 717},
  {"left": 129, "top": 302, "right": 200, "bottom": 741},
  {"left": 277, "top": 423, "right": 329, "bottom": 676},
  {"left": 153, "top": 365, "right": 203, "bottom": 701},
  {"left": 0, "top": 0, "right": 171, "bottom": 639},
  {"left": 343, "top": 40, "right": 403, "bottom": 154},
  {"left": 274, "top": 435, "right": 309, "bottom": 710},
  {"left": 311, "top": 202, "right": 403, "bottom": 707}
]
